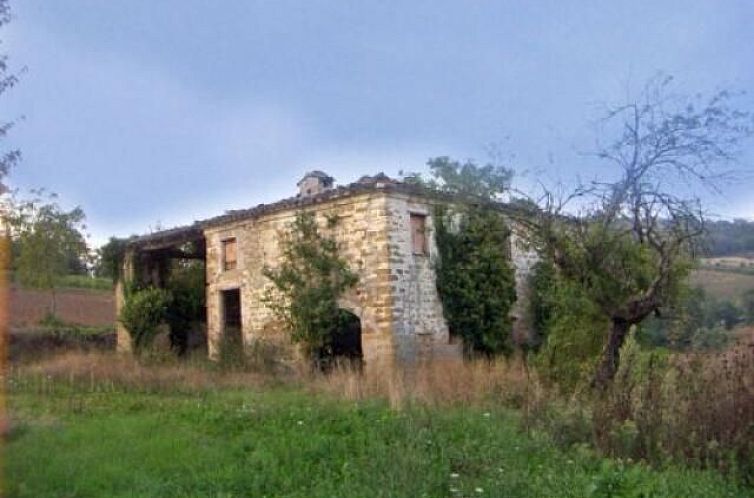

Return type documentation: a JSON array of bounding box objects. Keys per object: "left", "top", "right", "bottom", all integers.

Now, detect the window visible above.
[
  {"left": 410, "top": 213, "right": 428, "bottom": 255},
  {"left": 222, "top": 238, "right": 238, "bottom": 271}
]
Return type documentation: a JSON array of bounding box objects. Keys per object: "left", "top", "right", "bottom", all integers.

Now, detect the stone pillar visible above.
[
  {"left": 115, "top": 249, "right": 135, "bottom": 353},
  {"left": 509, "top": 229, "right": 538, "bottom": 346},
  {"left": 206, "top": 288, "right": 221, "bottom": 360}
]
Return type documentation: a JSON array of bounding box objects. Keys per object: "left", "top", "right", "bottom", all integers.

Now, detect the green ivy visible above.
[{"left": 434, "top": 205, "right": 517, "bottom": 357}]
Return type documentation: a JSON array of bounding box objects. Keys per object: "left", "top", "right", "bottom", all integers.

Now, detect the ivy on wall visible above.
[{"left": 434, "top": 205, "right": 517, "bottom": 357}]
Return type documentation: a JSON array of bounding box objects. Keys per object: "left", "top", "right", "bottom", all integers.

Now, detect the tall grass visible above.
[
  {"left": 11, "top": 336, "right": 754, "bottom": 484},
  {"left": 591, "top": 338, "right": 754, "bottom": 483}
]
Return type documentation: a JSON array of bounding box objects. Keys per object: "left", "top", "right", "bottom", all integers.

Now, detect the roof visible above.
[{"left": 127, "top": 173, "right": 438, "bottom": 249}]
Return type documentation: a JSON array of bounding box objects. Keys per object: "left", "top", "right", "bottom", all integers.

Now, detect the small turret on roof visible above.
[{"left": 297, "top": 170, "right": 335, "bottom": 197}]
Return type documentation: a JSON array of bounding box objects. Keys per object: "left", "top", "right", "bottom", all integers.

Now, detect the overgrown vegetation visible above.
[
  {"left": 636, "top": 286, "right": 752, "bottom": 351},
  {"left": 406, "top": 157, "right": 518, "bottom": 356},
  {"left": 520, "top": 76, "right": 753, "bottom": 387},
  {"left": 118, "top": 285, "right": 172, "bottom": 353},
  {"left": 6, "top": 350, "right": 753, "bottom": 495},
  {"left": 263, "top": 211, "right": 358, "bottom": 368},
  {"left": 435, "top": 206, "right": 517, "bottom": 356},
  {"left": 164, "top": 260, "right": 206, "bottom": 355},
  {"left": 529, "top": 273, "right": 608, "bottom": 390}
]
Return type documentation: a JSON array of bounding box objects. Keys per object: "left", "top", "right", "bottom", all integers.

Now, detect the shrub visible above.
[
  {"left": 119, "top": 286, "right": 172, "bottom": 353},
  {"left": 532, "top": 276, "right": 607, "bottom": 391},
  {"left": 263, "top": 212, "right": 358, "bottom": 368}
]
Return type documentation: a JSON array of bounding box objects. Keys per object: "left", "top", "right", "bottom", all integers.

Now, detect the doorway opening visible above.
[
  {"left": 221, "top": 289, "right": 242, "bottom": 349},
  {"left": 328, "top": 309, "right": 363, "bottom": 368}
]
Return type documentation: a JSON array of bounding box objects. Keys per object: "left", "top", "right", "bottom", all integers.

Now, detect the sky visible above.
[{"left": 3, "top": 0, "right": 754, "bottom": 246}]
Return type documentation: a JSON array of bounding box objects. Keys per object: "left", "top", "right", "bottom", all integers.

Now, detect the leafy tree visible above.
[
  {"left": 263, "top": 212, "right": 358, "bottom": 367},
  {"left": 409, "top": 157, "right": 518, "bottom": 356},
  {"left": 405, "top": 156, "right": 513, "bottom": 201},
  {"left": 521, "top": 76, "right": 754, "bottom": 387},
  {"left": 95, "top": 236, "right": 127, "bottom": 281},
  {"left": 3, "top": 190, "right": 89, "bottom": 316}
]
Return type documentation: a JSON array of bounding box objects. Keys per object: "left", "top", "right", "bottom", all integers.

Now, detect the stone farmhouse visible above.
[{"left": 117, "top": 172, "right": 537, "bottom": 369}]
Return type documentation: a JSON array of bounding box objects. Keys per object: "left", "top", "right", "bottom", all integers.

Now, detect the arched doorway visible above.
[{"left": 329, "top": 309, "right": 363, "bottom": 366}]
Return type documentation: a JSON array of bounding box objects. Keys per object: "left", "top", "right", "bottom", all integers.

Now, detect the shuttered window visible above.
[
  {"left": 410, "top": 214, "right": 427, "bottom": 255},
  {"left": 222, "top": 238, "right": 238, "bottom": 271}
]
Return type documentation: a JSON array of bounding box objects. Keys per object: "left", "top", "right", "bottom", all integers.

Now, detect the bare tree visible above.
[
  {"left": 522, "top": 76, "right": 753, "bottom": 388},
  {"left": 0, "top": 0, "right": 20, "bottom": 188}
]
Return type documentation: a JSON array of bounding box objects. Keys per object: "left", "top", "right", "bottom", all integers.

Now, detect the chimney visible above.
[{"left": 297, "top": 171, "right": 334, "bottom": 197}]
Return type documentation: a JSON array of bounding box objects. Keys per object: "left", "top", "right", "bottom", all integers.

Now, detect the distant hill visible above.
[{"left": 704, "top": 219, "right": 754, "bottom": 257}]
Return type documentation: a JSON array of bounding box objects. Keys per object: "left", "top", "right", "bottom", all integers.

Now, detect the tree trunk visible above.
[
  {"left": 593, "top": 317, "right": 631, "bottom": 389},
  {"left": 50, "top": 287, "right": 57, "bottom": 318}
]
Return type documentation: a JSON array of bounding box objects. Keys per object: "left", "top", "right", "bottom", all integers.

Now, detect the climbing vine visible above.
[{"left": 434, "top": 205, "right": 517, "bottom": 357}]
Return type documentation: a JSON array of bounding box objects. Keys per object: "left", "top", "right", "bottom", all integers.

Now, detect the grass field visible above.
[{"left": 5, "top": 358, "right": 750, "bottom": 498}]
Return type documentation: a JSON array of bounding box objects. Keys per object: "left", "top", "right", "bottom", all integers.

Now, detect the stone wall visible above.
[
  {"left": 509, "top": 229, "right": 539, "bottom": 344},
  {"left": 203, "top": 191, "right": 399, "bottom": 368},
  {"left": 383, "top": 194, "right": 460, "bottom": 362}
]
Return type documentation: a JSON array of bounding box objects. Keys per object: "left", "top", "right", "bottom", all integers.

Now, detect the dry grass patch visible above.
[
  {"left": 13, "top": 351, "right": 274, "bottom": 393},
  {"left": 312, "top": 356, "right": 535, "bottom": 409}
]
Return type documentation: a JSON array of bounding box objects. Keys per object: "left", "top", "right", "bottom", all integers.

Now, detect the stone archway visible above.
[{"left": 331, "top": 309, "right": 363, "bottom": 363}]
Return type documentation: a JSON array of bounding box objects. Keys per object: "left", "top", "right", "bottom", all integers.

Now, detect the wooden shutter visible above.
[
  {"left": 223, "top": 238, "right": 238, "bottom": 270},
  {"left": 410, "top": 214, "right": 427, "bottom": 255}
]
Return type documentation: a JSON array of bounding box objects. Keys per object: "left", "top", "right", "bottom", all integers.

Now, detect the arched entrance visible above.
[{"left": 329, "top": 309, "right": 363, "bottom": 366}]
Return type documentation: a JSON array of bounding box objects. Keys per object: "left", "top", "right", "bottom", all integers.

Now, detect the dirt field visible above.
[
  {"left": 688, "top": 269, "right": 754, "bottom": 301},
  {"left": 10, "top": 286, "right": 115, "bottom": 328},
  {"left": 701, "top": 256, "right": 754, "bottom": 270}
]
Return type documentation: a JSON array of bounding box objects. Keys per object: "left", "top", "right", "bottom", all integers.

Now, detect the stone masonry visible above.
[{"left": 120, "top": 172, "right": 536, "bottom": 369}]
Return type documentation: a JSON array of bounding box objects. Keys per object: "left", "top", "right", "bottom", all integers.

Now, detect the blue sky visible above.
[{"left": 4, "top": 0, "right": 753, "bottom": 245}]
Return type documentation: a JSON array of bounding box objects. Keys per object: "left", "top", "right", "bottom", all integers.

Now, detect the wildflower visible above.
[
  {"left": 450, "top": 473, "right": 459, "bottom": 479},
  {"left": 475, "top": 487, "right": 484, "bottom": 493}
]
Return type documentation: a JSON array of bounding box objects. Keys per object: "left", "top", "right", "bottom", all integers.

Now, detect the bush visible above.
[
  {"left": 119, "top": 286, "right": 172, "bottom": 353},
  {"left": 532, "top": 276, "right": 607, "bottom": 391}
]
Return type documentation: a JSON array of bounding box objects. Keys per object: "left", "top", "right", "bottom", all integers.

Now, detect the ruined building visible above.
[{"left": 117, "top": 172, "right": 537, "bottom": 368}]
